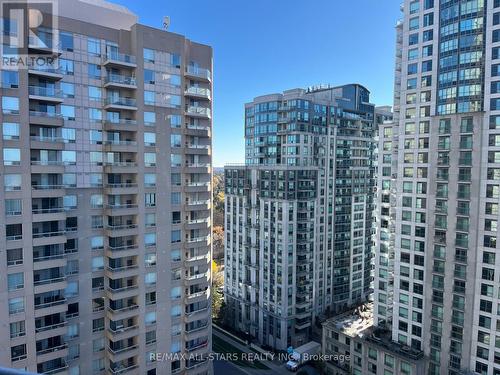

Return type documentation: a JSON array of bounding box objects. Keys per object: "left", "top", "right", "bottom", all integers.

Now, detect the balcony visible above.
[
  {"left": 186, "top": 106, "right": 211, "bottom": 119},
  {"left": 34, "top": 297, "right": 67, "bottom": 311},
  {"left": 29, "top": 86, "right": 64, "bottom": 102},
  {"left": 37, "top": 343, "right": 68, "bottom": 356},
  {"left": 185, "top": 87, "right": 211, "bottom": 100},
  {"left": 35, "top": 321, "right": 66, "bottom": 334},
  {"left": 30, "top": 135, "right": 65, "bottom": 150},
  {"left": 32, "top": 230, "right": 66, "bottom": 239},
  {"left": 28, "top": 66, "right": 63, "bottom": 80},
  {"left": 187, "top": 235, "right": 210, "bottom": 244},
  {"left": 103, "top": 52, "right": 137, "bottom": 68},
  {"left": 109, "top": 364, "right": 138, "bottom": 374},
  {"left": 105, "top": 98, "right": 138, "bottom": 111},
  {"left": 107, "top": 344, "right": 138, "bottom": 356},
  {"left": 107, "top": 303, "right": 139, "bottom": 317},
  {"left": 29, "top": 111, "right": 64, "bottom": 126},
  {"left": 105, "top": 74, "right": 137, "bottom": 89},
  {"left": 185, "top": 66, "right": 211, "bottom": 82},
  {"left": 104, "top": 119, "right": 137, "bottom": 131},
  {"left": 106, "top": 284, "right": 138, "bottom": 299},
  {"left": 104, "top": 98, "right": 137, "bottom": 111}
]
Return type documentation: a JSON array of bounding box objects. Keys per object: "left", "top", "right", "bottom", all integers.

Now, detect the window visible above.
[
  {"left": 408, "top": 63, "right": 418, "bottom": 75},
  {"left": 170, "top": 74, "right": 181, "bottom": 86},
  {"left": 144, "top": 112, "right": 156, "bottom": 125},
  {"left": 144, "top": 91, "right": 155, "bottom": 105},
  {"left": 8, "top": 272, "right": 24, "bottom": 291},
  {"left": 171, "top": 305, "right": 181, "bottom": 317},
  {"left": 7, "top": 248, "right": 22, "bottom": 266},
  {"left": 3, "top": 122, "right": 19, "bottom": 140},
  {"left": 171, "top": 230, "right": 181, "bottom": 243},
  {"left": 90, "top": 130, "right": 102, "bottom": 144},
  {"left": 144, "top": 48, "right": 155, "bottom": 63},
  {"left": 65, "top": 282, "right": 79, "bottom": 298},
  {"left": 62, "top": 128, "right": 76, "bottom": 143},
  {"left": 145, "top": 311, "right": 156, "bottom": 325},
  {"left": 2, "top": 96, "right": 19, "bottom": 114},
  {"left": 87, "top": 38, "right": 101, "bottom": 56},
  {"left": 171, "top": 134, "right": 181, "bottom": 147},
  {"left": 3, "top": 148, "right": 20, "bottom": 165},
  {"left": 170, "top": 95, "right": 181, "bottom": 107},
  {"left": 145, "top": 193, "right": 156, "bottom": 207},
  {"left": 170, "top": 115, "right": 182, "bottom": 128},
  {"left": 61, "top": 105, "right": 75, "bottom": 120},
  {"left": 145, "top": 272, "right": 156, "bottom": 285},
  {"left": 144, "top": 133, "right": 156, "bottom": 146},
  {"left": 88, "top": 86, "right": 102, "bottom": 100},
  {"left": 145, "top": 233, "right": 156, "bottom": 247},
  {"left": 92, "top": 257, "right": 104, "bottom": 271},
  {"left": 170, "top": 154, "right": 182, "bottom": 167},
  {"left": 145, "top": 153, "right": 156, "bottom": 167},
  {"left": 88, "top": 63, "right": 101, "bottom": 79},
  {"left": 144, "top": 174, "right": 156, "bottom": 187},
  {"left": 171, "top": 54, "right": 181, "bottom": 67},
  {"left": 9, "top": 297, "right": 24, "bottom": 314},
  {"left": 61, "top": 82, "right": 75, "bottom": 98},
  {"left": 11, "top": 344, "right": 26, "bottom": 362},
  {"left": 91, "top": 236, "right": 104, "bottom": 250},
  {"left": 2, "top": 70, "right": 18, "bottom": 88},
  {"left": 5, "top": 199, "right": 21, "bottom": 216},
  {"left": 10, "top": 321, "right": 25, "bottom": 338},
  {"left": 60, "top": 31, "right": 73, "bottom": 51},
  {"left": 409, "top": 17, "right": 419, "bottom": 30},
  {"left": 59, "top": 58, "right": 74, "bottom": 75},
  {"left": 62, "top": 150, "right": 76, "bottom": 165},
  {"left": 145, "top": 213, "right": 156, "bottom": 227},
  {"left": 144, "top": 69, "right": 155, "bottom": 84},
  {"left": 90, "top": 194, "right": 103, "bottom": 208},
  {"left": 171, "top": 192, "right": 181, "bottom": 205},
  {"left": 5, "top": 174, "right": 21, "bottom": 191}
]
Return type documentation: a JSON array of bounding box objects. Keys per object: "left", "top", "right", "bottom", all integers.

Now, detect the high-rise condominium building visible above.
[
  {"left": 374, "top": 0, "right": 500, "bottom": 374},
  {"left": 224, "top": 84, "right": 376, "bottom": 350},
  {"left": 0, "top": 1, "right": 212, "bottom": 374}
]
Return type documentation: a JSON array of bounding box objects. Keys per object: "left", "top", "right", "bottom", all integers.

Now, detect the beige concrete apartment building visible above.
[{"left": 0, "top": 1, "right": 213, "bottom": 374}]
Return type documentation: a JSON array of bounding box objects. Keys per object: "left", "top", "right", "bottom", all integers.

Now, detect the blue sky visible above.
[{"left": 114, "top": 0, "right": 401, "bottom": 167}]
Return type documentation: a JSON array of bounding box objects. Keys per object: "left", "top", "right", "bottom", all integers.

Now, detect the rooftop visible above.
[{"left": 323, "top": 302, "right": 374, "bottom": 338}]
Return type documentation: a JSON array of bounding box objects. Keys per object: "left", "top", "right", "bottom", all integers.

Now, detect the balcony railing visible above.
[
  {"left": 186, "top": 106, "right": 211, "bottom": 117},
  {"left": 105, "top": 183, "right": 138, "bottom": 188},
  {"left": 185, "top": 87, "right": 211, "bottom": 98},
  {"left": 32, "top": 230, "right": 65, "bottom": 238},
  {"left": 109, "top": 364, "right": 138, "bottom": 374},
  {"left": 105, "top": 98, "right": 137, "bottom": 107},
  {"left": 106, "top": 224, "right": 138, "bottom": 231},
  {"left": 107, "top": 344, "right": 138, "bottom": 355},
  {"left": 29, "top": 86, "right": 63, "bottom": 98},
  {"left": 37, "top": 343, "right": 67, "bottom": 356},
  {"left": 104, "top": 52, "right": 136, "bottom": 65},
  {"left": 104, "top": 119, "right": 137, "bottom": 126},
  {"left": 29, "top": 110, "right": 64, "bottom": 118},
  {"left": 186, "top": 66, "right": 211, "bottom": 80},
  {"left": 34, "top": 276, "right": 65, "bottom": 286},
  {"left": 105, "top": 74, "right": 136, "bottom": 86}
]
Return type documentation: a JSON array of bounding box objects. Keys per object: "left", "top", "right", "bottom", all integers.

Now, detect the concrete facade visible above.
[
  {"left": 374, "top": 0, "right": 500, "bottom": 374},
  {"left": 224, "top": 84, "right": 377, "bottom": 350}
]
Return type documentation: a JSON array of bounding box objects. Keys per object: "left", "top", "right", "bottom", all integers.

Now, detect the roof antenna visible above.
[{"left": 163, "top": 16, "right": 170, "bottom": 31}]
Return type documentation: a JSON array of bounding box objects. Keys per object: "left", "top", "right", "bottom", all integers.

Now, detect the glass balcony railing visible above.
[
  {"left": 29, "top": 86, "right": 63, "bottom": 98},
  {"left": 105, "top": 97, "right": 137, "bottom": 107},
  {"left": 105, "top": 74, "right": 136, "bottom": 86},
  {"left": 105, "top": 52, "right": 136, "bottom": 65},
  {"left": 186, "top": 66, "right": 211, "bottom": 80}
]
